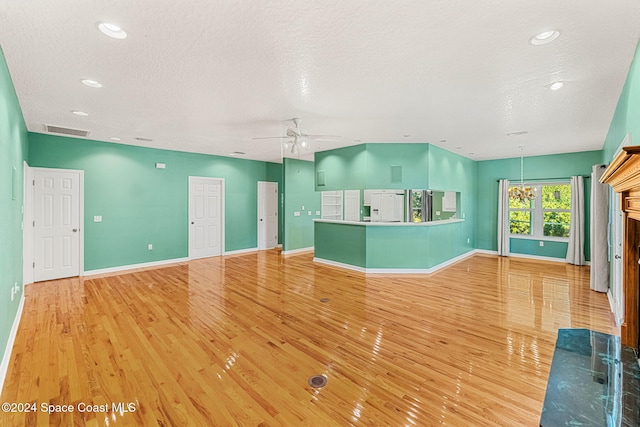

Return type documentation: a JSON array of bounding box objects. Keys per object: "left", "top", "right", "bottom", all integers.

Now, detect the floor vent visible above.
[
  {"left": 44, "top": 124, "right": 90, "bottom": 137},
  {"left": 308, "top": 375, "right": 328, "bottom": 388}
]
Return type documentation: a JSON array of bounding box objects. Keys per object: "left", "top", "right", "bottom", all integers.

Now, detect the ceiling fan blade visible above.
[
  {"left": 286, "top": 127, "right": 301, "bottom": 137},
  {"left": 306, "top": 134, "right": 341, "bottom": 140},
  {"left": 252, "top": 136, "right": 288, "bottom": 140}
]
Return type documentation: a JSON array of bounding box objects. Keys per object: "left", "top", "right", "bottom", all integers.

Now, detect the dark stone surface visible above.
[{"left": 540, "top": 328, "right": 640, "bottom": 426}]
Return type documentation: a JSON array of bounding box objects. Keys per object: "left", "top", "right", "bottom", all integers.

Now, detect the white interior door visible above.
[
  {"left": 258, "top": 181, "right": 278, "bottom": 249},
  {"left": 344, "top": 190, "right": 360, "bottom": 221},
  {"left": 189, "top": 177, "right": 223, "bottom": 259},
  {"left": 34, "top": 168, "right": 82, "bottom": 281},
  {"left": 611, "top": 189, "right": 624, "bottom": 325}
]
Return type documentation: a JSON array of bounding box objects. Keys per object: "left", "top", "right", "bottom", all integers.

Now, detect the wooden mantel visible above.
[{"left": 600, "top": 145, "right": 640, "bottom": 348}]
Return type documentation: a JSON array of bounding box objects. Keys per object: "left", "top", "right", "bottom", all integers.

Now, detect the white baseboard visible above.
[
  {"left": 0, "top": 292, "right": 25, "bottom": 396},
  {"left": 282, "top": 246, "right": 314, "bottom": 256},
  {"left": 83, "top": 257, "right": 189, "bottom": 277},
  {"left": 314, "top": 250, "right": 476, "bottom": 274},
  {"left": 475, "top": 249, "right": 591, "bottom": 265},
  {"left": 224, "top": 247, "right": 258, "bottom": 256},
  {"left": 475, "top": 249, "right": 499, "bottom": 256},
  {"left": 313, "top": 258, "right": 366, "bottom": 272}
]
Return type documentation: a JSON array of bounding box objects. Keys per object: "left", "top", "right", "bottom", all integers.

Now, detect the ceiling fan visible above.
[{"left": 253, "top": 118, "right": 340, "bottom": 154}]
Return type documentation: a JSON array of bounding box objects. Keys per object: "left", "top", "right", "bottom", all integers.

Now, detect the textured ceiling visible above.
[{"left": 1, "top": 1, "right": 639, "bottom": 163}]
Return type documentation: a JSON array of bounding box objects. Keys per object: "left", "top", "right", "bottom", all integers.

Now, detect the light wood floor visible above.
[{"left": 1, "top": 252, "right": 617, "bottom": 426}]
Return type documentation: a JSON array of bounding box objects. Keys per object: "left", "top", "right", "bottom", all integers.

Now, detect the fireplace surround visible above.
[{"left": 600, "top": 145, "right": 640, "bottom": 353}]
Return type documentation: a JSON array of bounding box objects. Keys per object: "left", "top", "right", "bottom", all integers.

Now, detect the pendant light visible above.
[{"left": 508, "top": 146, "right": 536, "bottom": 202}]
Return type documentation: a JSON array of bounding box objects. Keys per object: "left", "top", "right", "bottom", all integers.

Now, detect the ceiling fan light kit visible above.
[{"left": 254, "top": 118, "right": 340, "bottom": 156}]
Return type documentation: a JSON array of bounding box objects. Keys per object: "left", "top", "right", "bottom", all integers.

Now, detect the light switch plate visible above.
[
  {"left": 308, "top": 211, "right": 311, "bottom": 215},
  {"left": 94, "top": 215, "right": 102, "bottom": 222},
  {"left": 316, "top": 211, "right": 320, "bottom": 216}
]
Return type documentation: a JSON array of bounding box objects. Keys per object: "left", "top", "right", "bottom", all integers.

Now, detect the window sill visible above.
[{"left": 509, "top": 235, "right": 569, "bottom": 243}]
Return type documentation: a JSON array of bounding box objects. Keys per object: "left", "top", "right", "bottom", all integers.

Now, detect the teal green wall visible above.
[
  {"left": 476, "top": 150, "right": 602, "bottom": 260},
  {"left": 315, "top": 144, "right": 367, "bottom": 190},
  {"left": 266, "top": 162, "right": 283, "bottom": 245},
  {"left": 28, "top": 133, "right": 278, "bottom": 271},
  {"left": 0, "top": 48, "right": 28, "bottom": 368},
  {"left": 602, "top": 41, "right": 640, "bottom": 160},
  {"left": 364, "top": 143, "right": 429, "bottom": 189},
  {"left": 282, "top": 158, "right": 320, "bottom": 251},
  {"left": 314, "top": 222, "right": 366, "bottom": 267},
  {"left": 314, "top": 221, "right": 466, "bottom": 269},
  {"left": 315, "top": 143, "right": 429, "bottom": 191},
  {"left": 428, "top": 144, "right": 477, "bottom": 250},
  {"left": 314, "top": 143, "right": 475, "bottom": 267}
]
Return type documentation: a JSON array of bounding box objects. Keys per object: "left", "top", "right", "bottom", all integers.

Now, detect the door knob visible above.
[
  {"left": 72, "top": 228, "right": 78, "bottom": 232},
  {"left": 615, "top": 255, "right": 621, "bottom": 259},
  {"left": 191, "top": 222, "right": 194, "bottom": 225}
]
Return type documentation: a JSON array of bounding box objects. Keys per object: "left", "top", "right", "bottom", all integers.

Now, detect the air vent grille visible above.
[{"left": 44, "top": 124, "right": 90, "bottom": 137}]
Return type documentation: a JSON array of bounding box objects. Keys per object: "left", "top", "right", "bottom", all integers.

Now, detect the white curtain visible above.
[
  {"left": 590, "top": 165, "right": 609, "bottom": 291},
  {"left": 497, "top": 179, "right": 510, "bottom": 256},
  {"left": 566, "top": 176, "right": 585, "bottom": 265}
]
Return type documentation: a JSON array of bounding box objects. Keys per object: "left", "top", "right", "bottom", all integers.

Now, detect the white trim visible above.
[
  {"left": 224, "top": 247, "right": 258, "bottom": 256},
  {"left": 0, "top": 292, "right": 25, "bottom": 396},
  {"left": 22, "top": 161, "right": 33, "bottom": 285},
  {"left": 507, "top": 252, "right": 567, "bottom": 263},
  {"left": 83, "top": 257, "right": 189, "bottom": 277},
  {"left": 313, "top": 258, "right": 366, "bottom": 272},
  {"left": 188, "top": 176, "right": 225, "bottom": 259},
  {"left": 314, "top": 218, "right": 465, "bottom": 226},
  {"left": 607, "top": 290, "right": 624, "bottom": 326},
  {"left": 282, "top": 246, "right": 314, "bottom": 256},
  {"left": 509, "top": 235, "right": 569, "bottom": 243},
  {"left": 314, "top": 250, "right": 476, "bottom": 274},
  {"left": 475, "top": 249, "right": 499, "bottom": 255}
]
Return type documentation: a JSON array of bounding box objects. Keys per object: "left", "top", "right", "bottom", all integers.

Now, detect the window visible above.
[
  {"left": 410, "top": 190, "right": 424, "bottom": 222},
  {"left": 509, "top": 183, "right": 571, "bottom": 240}
]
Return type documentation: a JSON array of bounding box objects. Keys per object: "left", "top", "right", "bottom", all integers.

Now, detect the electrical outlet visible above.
[
  {"left": 539, "top": 241, "right": 544, "bottom": 247},
  {"left": 316, "top": 211, "right": 320, "bottom": 216},
  {"left": 94, "top": 215, "right": 102, "bottom": 222},
  {"left": 301, "top": 205, "right": 305, "bottom": 210},
  {"left": 308, "top": 211, "right": 312, "bottom": 215},
  {"left": 294, "top": 211, "right": 301, "bottom": 217},
  {"left": 148, "top": 244, "right": 153, "bottom": 250}
]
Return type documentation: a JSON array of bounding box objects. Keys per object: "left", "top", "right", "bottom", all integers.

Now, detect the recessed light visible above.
[
  {"left": 440, "top": 139, "right": 447, "bottom": 143},
  {"left": 81, "top": 79, "right": 102, "bottom": 88},
  {"left": 548, "top": 81, "right": 564, "bottom": 91},
  {"left": 354, "top": 139, "right": 362, "bottom": 142},
  {"left": 455, "top": 146, "right": 462, "bottom": 150},
  {"left": 71, "top": 110, "right": 88, "bottom": 116},
  {"left": 228, "top": 151, "right": 245, "bottom": 156},
  {"left": 403, "top": 134, "right": 411, "bottom": 138},
  {"left": 530, "top": 30, "right": 560, "bottom": 45},
  {"left": 98, "top": 22, "right": 127, "bottom": 39},
  {"left": 110, "top": 137, "right": 121, "bottom": 141},
  {"left": 468, "top": 152, "right": 475, "bottom": 155},
  {"left": 135, "top": 137, "right": 153, "bottom": 142}
]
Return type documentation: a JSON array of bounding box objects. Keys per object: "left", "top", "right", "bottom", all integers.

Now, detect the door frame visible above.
[
  {"left": 188, "top": 176, "right": 225, "bottom": 259},
  {"left": 257, "top": 181, "right": 278, "bottom": 250},
  {"left": 24, "top": 166, "right": 85, "bottom": 284}
]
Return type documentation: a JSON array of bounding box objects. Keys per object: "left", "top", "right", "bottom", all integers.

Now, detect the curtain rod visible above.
[{"left": 495, "top": 175, "right": 590, "bottom": 182}]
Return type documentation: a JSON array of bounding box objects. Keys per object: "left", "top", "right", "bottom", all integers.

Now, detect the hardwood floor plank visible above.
[{"left": 1, "top": 252, "right": 617, "bottom": 426}]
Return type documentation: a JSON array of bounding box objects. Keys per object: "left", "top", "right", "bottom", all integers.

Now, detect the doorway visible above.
[
  {"left": 31, "top": 167, "right": 84, "bottom": 282},
  {"left": 188, "top": 177, "right": 224, "bottom": 259},
  {"left": 257, "top": 181, "right": 278, "bottom": 250}
]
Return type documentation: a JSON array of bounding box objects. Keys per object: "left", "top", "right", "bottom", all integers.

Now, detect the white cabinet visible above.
[
  {"left": 344, "top": 190, "right": 360, "bottom": 221},
  {"left": 321, "top": 191, "right": 343, "bottom": 220},
  {"left": 442, "top": 191, "right": 456, "bottom": 212}
]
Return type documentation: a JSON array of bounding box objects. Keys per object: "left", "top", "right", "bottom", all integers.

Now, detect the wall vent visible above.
[
  {"left": 44, "top": 124, "right": 90, "bottom": 137},
  {"left": 135, "top": 137, "right": 153, "bottom": 142}
]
